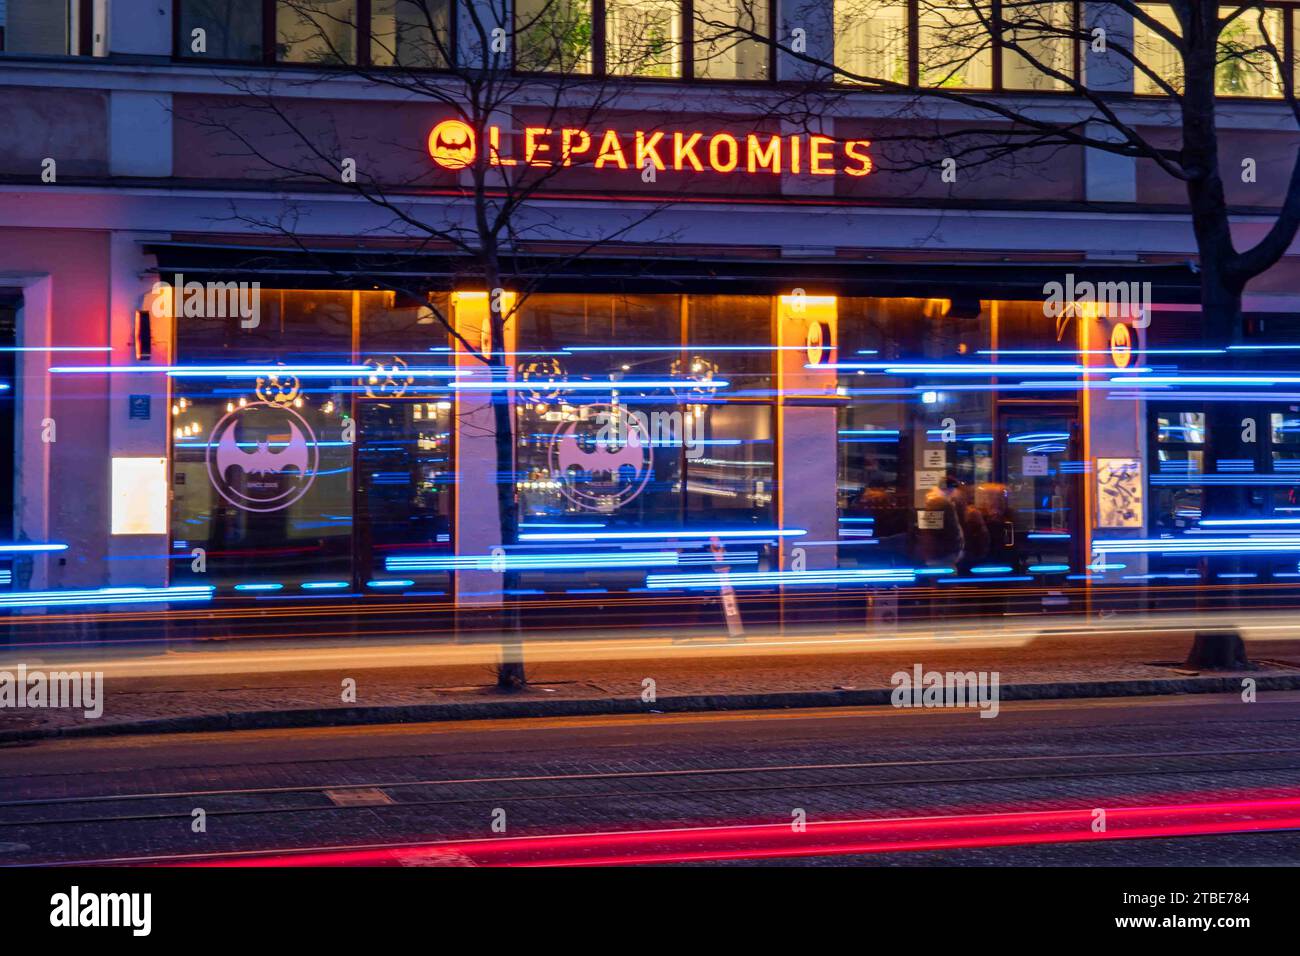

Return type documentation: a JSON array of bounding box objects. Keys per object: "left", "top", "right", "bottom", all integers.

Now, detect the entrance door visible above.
[
  {"left": 353, "top": 400, "right": 454, "bottom": 592},
  {"left": 994, "top": 406, "right": 1083, "bottom": 578}
]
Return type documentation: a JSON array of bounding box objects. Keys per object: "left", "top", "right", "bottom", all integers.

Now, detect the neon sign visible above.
[{"left": 427, "top": 119, "right": 873, "bottom": 177}]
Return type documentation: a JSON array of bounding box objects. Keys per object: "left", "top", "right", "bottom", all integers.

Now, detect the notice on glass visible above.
[
  {"left": 1097, "top": 457, "right": 1143, "bottom": 528},
  {"left": 915, "top": 470, "right": 944, "bottom": 490},
  {"left": 1022, "top": 455, "right": 1049, "bottom": 477},
  {"left": 922, "top": 449, "right": 947, "bottom": 469},
  {"left": 917, "top": 509, "right": 945, "bottom": 530}
]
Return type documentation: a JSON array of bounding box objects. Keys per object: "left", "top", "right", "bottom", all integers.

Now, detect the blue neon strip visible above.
[
  {"left": 0, "top": 586, "right": 214, "bottom": 609},
  {"left": 520, "top": 529, "right": 806, "bottom": 541}
]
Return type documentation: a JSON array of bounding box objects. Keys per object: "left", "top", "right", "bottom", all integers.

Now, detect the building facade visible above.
[{"left": 1, "top": 0, "right": 1299, "bottom": 624}]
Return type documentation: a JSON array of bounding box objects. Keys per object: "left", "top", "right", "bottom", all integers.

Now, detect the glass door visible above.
[
  {"left": 994, "top": 407, "right": 1082, "bottom": 578},
  {"left": 353, "top": 400, "right": 454, "bottom": 594}
]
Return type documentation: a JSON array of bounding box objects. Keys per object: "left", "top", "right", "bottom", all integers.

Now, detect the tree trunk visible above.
[{"left": 482, "top": 261, "right": 526, "bottom": 690}]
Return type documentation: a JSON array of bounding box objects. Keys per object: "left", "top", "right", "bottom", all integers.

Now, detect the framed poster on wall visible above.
[{"left": 1096, "top": 458, "right": 1143, "bottom": 528}]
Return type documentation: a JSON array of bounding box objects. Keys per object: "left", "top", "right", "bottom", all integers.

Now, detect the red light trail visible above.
[{"left": 182, "top": 793, "right": 1300, "bottom": 868}]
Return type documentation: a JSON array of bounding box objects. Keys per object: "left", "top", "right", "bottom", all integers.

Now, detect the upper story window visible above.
[
  {"left": 833, "top": 0, "right": 1075, "bottom": 91},
  {"left": 177, "top": 0, "right": 450, "bottom": 68},
  {"left": 515, "top": 0, "right": 595, "bottom": 73},
  {"left": 517, "top": 0, "right": 772, "bottom": 79},
  {"left": 1133, "top": 3, "right": 1286, "bottom": 98},
  {"left": 0, "top": 0, "right": 93, "bottom": 56}
]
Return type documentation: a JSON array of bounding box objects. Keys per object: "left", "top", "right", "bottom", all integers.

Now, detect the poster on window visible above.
[{"left": 1096, "top": 458, "right": 1143, "bottom": 528}]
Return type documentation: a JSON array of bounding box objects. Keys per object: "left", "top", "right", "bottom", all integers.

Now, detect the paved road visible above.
[{"left": 3, "top": 692, "right": 1300, "bottom": 865}]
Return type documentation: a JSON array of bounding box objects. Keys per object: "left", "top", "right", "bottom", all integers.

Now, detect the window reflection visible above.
[
  {"left": 834, "top": 0, "right": 910, "bottom": 84},
  {"left": 1001, "top": 0, "right": 1074, "bottom": 91},
  {"left": 177, "top": 0, "right": 265, "bottom": 61},
  {"left": 370, "top": 0, "right": 451, "bottom": 69},
  {"left": 607, "top": 0, "right": 682, "bottom": 77},
  {"left": 516, "top": 0, "right": 594, "bottom": 72},
  {"left": 918, "top": 0, "right": 994, "bottom": 89},
  {"left": 277, "top": 0, "right": 358, "bottom": 64},
  {"left": 693, "top": 0, "right": 770, "bottom": 80}
]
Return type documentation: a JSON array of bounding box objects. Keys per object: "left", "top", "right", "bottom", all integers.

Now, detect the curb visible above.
[{"left": 3, "top": 672, "right": 1297, "bottom": 744}]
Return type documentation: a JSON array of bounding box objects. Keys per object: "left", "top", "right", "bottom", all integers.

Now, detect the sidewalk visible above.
[{"left": 3, "top": 614, "right": 1299, "bottom": 741}]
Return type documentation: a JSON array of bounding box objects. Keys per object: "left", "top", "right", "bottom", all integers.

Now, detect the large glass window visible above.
[
  {"left": 1151, "top": 408, "right": 1206, "bottom": 533},
  {"left": 1135, "top": 4, "right": 1285, "bottom": 97},
  {"left": 510, "top": 293, "right": 776, "bottom": 592},
  {"left": 276, "top": 0, "right": 357, "bottom": 64},
  {"left": 607, "top": 0, "right": 682, "bottom": 76},
  {"left": 171, "top": 288, "right": 455, "bottom": 594},
  {"left": 179, "top": 1, "right": 456, "bottom": 66},
  {"left": 693, "top": 0, "right": 770, "bottom": 80},
  {"left": 516, "top": 0, "right": 594, "bottom": 72},
  {"left": 518, "top": 0, "right": 771, "bottom": 78},
  {"left": 1001, "top": 0, "right": 1074, "bottom": 91},
  {"left": 918, "top": 0, "right": 994, "bottom": 88},
  {"left": 836, "top": 0, "right": 908, "bottom": 84},
  {"left": 177, "top": 0, "right": 264, "bottom": 61},
  {"left": 370, "top": 0, "right": 452, "bottom": 68},
  {"left": 1217, "top": 6, "right": 1284, "bottom": 97},
  {"left": 0, "top": 0, "right": 87, "bottom": 56}
]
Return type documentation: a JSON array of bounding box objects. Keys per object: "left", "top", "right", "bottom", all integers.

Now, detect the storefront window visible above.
[
  {"left": 693, "top": 0, "right": 770, "bottom": 80},
  {"left": 512, "top": 293, "right": 775, "bottom": 591},
  {"left": 1152, "top": 408, "right": 1205, "bottom": 532},
  {"left": 1270, "top": 410, "right": 1300, "bottom": 513},
  {"left": 171, "top": 288, "right": 454, "bottom": 594},
  {"left": 686, "top": 294, "right": 773, "bottom": 394},
  {"left": 836, "top": 298, "right": 1083, "bottom": 582}
]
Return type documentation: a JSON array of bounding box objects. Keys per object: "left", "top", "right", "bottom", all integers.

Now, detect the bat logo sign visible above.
[
  {"left": 205, "top": 402, "right": 320, "bottom": 512},
  {"left": 427, "top": 119, "right": 476, "bottom": 170},
  {"left": 547, "top": 405, "right": 653, "bottom": 511}
]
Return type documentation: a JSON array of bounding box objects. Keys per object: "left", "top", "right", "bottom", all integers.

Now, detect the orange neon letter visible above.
[
  {"left": 708, "top": 133, "right": 739, "bottom": 173},
  {"left": 674, "top": 132, "right": 704, "bottom": 171},
  {"left": 489, "top": 126, "right": 516, "bottom": 166},
  {"left": 635, "top": 130, "right": 667, "bottom": 171},
  {"left": 561, "top": 128, "right": 591, "bottom": 166},
  {"left": 788, "top": 134, "right": 802, "bottom": 174},
  {"left": 746, "top": 134, "right": 781, "bottom": 174},
  {"left": 810, "top": 136, "right": 835, "bottom": 175},
  {"left": 525, "top": 127, "right": 554, "bottom": 166},
  {"left": 594, "top": 129, "right": 629, "bottom": 169},
  {"left": 843, "top": 140, "right": 874, "bottom": 177}
]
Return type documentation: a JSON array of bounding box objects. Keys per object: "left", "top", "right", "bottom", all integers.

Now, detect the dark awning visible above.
[{"left": 142, "top": 241, "right": 1204, "bottom": 304}]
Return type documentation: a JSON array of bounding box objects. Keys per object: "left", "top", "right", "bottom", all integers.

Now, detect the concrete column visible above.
[
  {"left": 452, "top": 290, "right": 516, "bottom": 606},
  {"left": 106, "top": 232, "right": 172, "bottom": 587},
  {"left": 1080, "top": 301, "right": 1149, "bottom": 591},
  {"left": 775, "top": 293, "right": 839, "bottom": 572},
  {"left": 13, "top": 275, "right": 53, "bottom": 590}
]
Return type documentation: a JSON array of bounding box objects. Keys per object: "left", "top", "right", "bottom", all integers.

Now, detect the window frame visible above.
[
  {"left": 835, "top": 0, "right": 1083, "bottom": 94},
  {"left": 513, "top": 0, "right": 778, "bottom": 83},
  {"left": 173, "top": 0, "right": 459, "bottom": 71},
  {"left": 1130, "top": 1, "right": 1296, "bottom": 102}
]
